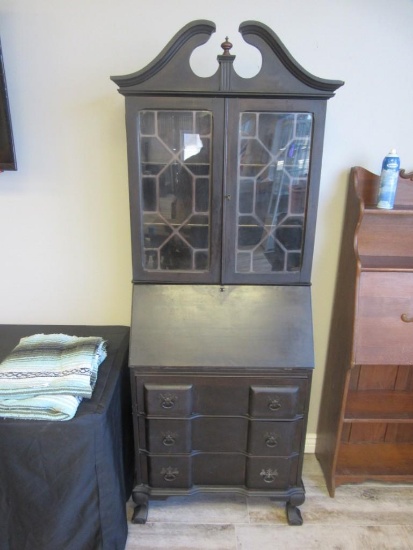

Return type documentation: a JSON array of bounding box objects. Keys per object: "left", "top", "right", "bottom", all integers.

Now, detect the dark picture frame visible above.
[{"left": 0, "top": 38, "right": 17, "bottom": 171}]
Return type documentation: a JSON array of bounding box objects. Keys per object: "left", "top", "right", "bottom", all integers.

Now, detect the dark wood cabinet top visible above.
[{"left": 111, "top": 20, "right": 343, "bottom": 99}]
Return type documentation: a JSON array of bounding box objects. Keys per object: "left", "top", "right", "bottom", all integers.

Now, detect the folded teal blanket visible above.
[
  {"left": 0, "top": 333, "right": 107, "bottom": 421},
  {"left": 0, "top": 394, "right": 83, "bottom": 421}
]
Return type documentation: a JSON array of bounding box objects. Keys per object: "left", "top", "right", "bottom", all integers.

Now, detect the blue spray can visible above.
[{"left": 377, "top": 149, "right": 400, "bottom": 209}]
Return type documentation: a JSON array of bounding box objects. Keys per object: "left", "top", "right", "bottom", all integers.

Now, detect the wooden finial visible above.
[{"left": 221, "top": 37, "right": 233, "bottom": 56}]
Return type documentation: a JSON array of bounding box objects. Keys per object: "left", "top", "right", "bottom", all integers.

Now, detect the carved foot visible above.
[
  {"left": 132, "top": 501, "right": 148, "bottom": 524},
  {"left": 131, "top": 487, "right": 149, "bottom": 524},
  {"left": 286, "top": 502, "right": 303, "bottom": 526}
]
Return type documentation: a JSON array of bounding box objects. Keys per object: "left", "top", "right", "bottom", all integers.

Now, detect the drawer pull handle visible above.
[
  {"left": 268, "top": 399, "right": 281, "bottom": 412},
  {"left": 265, "top": 435, "right": 279, "bottom": 448},
  {"left": 164, "top": 473, "right": 177, "bottom": 482},
  {"left": 160, "top": 393, "right": 177, "bottom": 409},
  {"left": 162, "top": 435, "right": 176, "bottom": 447},
  {"left": 260, "top": 468, "right": 278, "bottom": 483},
  {"left": 161, "top": 467, "right": 179, "bottom": 482},
  {"left": 401, "top": 313, "right": 413, "bottom": 323}
]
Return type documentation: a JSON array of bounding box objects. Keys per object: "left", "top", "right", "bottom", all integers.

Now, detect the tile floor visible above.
[{"left": 125, "top": 454, "right": 413, "bottom": 549}]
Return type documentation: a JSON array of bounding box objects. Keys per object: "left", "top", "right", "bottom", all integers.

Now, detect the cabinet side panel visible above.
[{"left": 315, "top": 170, "right": 361, "bottom": 495}]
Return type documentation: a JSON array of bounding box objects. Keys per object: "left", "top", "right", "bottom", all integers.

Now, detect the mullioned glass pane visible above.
[
  {"left": 139, "top": 110, "right": 212, "bottom": 272},
  {"left": 236, "top": 112, "right": 312, "bottom": 274}
]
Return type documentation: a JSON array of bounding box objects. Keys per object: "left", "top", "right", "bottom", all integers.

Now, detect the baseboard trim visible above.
[{"left": 304, "top": 432, "right": 317, "bottom": 454}]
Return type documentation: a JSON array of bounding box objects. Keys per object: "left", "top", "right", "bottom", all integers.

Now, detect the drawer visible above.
[
  {"left": 146, "top": 417, "right": 248, "bottom": 453},
  {"left": 247, "top": 419, "right": 303, "bottom": 456},
  {"left": 356, "top": 272, "right": 413, "bottom": 365},
  {"left": 146, "top": 454, "right": 298, "bottom": 489},
  {"left": 147, "top": 454, "right": 246, "bottom": 488},
  {"left": 137, "top": 375, "right": 309, "bottom": 417},
  {"left": 144, "top": 384, "right": 193, "bottom": 416},
  {"left": 246, "top": 456, "right": 298, "bottom": 489},
  {"left": 249, "top": 386, "right": 301, "bottom": 418}
]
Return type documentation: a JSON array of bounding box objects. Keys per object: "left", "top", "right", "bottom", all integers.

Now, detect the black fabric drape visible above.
[{"left": 0, "top": 325, "right": 134, "bottom": 550}]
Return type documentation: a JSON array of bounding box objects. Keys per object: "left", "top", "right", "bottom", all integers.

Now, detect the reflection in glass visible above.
[
  {"left": 236, "top": 112, "right": 313, "bottom": 274},
  {"left": 139, "top": 110, "right": 212, "bottom": 272}
]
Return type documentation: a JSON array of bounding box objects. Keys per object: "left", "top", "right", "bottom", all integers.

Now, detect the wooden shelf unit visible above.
[{"left": 315, "top": 166, "right": 413, "bottom": 496}]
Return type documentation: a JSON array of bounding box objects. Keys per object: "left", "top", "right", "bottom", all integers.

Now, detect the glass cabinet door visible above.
[
  {"left": 127, "top": 99, "right": 224, "bottom": 283},
  {"left": 128, "top": 98, "right": 324, "bottom": 285},
  {"left": 223, "top": 99, "right": 323, "bottom": 285},
  {"left": 236, "top": 111, "right": 312, "bottom": 273}
]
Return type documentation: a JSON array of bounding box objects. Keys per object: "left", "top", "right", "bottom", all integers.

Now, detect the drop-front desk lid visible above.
[{"left": 130, "top": 285, "right": 314, "bottom": 370}]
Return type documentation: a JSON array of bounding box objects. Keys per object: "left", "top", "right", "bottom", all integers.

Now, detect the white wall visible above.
[{"left": 1, "top": 0, "right": 413, "bottom": 432}]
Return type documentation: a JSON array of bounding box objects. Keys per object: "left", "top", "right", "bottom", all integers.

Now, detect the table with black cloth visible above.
[{"left": 0, "top": 325, "right": 134, "bottom": 550}]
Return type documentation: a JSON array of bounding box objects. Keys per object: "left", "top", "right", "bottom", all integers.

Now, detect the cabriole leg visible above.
[
  {"left": 286, "top": 501, "right": 303, "bottom": 525},
  {"left": 131, "top": 487, "right": 149, "bottom": 524}
]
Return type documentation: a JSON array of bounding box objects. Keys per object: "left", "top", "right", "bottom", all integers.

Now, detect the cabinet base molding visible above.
[
  {"left": 334, "top": 474, "right": 413, "bottom": 490},
  {"left": 131, "top": 482, "right": 306, "bottom": 526}
]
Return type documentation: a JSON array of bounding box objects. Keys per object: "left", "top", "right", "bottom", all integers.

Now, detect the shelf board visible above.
[
  {"left": 364, "top": 206, "right": 413, "bottom": 214},
  {"left": 359, "top": 255, "right": 413, "bottom": 270},
  {"left": 343, "top": 416, "right": 413, "bottom": 423},
  {"left": 336, "top": 442, "right": 413, "bottom": 476},
  {"left": 345, "top": 390, "right": 413, "bottom": 421}
]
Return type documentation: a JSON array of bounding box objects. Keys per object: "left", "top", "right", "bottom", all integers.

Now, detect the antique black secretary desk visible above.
[{"left": 112, "top": 20, "right": 343, "bottom": 525}]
